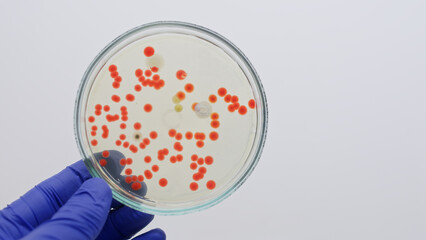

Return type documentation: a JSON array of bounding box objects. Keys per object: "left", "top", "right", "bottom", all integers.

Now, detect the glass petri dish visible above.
[{"left": 74, "top": 21, "right": 267, "bottom": 215}]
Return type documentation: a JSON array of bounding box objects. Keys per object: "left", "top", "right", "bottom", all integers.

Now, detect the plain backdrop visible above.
[{"left": 1, "top": 1, "right": 425, "bottom": 239}]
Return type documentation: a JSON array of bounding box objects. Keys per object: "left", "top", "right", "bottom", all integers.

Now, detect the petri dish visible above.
[{"left": 74, "top": 21, "right": 267, "bottom": 215}]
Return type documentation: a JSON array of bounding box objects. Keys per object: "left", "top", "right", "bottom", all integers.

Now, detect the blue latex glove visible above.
[{"left": 0, "top": 160, "right": 166, "bottom": 240}]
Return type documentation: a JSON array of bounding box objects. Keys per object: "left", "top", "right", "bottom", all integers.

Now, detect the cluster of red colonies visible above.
[{"left": 88, "top": 46, "right": 256, "bottom": 193}]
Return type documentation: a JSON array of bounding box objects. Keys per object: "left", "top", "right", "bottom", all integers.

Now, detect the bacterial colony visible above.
[{"left": 84, "top": 33, "right": 257, "bottom": 204}]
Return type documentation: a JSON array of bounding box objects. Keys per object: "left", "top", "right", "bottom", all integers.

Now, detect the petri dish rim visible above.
[{"left": 74, "top": 21, "right": 268, "bottom": 215}]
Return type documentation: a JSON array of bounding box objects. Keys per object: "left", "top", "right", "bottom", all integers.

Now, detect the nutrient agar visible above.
[{"left": 75, "top": 22, "right": 267, "bottom": 214}]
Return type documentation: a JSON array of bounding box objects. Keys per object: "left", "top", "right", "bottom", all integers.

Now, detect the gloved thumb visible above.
[{"left": 22, "top": 178, "right": 112, "bottom": 240}]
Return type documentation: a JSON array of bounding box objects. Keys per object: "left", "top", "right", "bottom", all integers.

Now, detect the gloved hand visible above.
[{"left": 0, "top": 160, "right": 166, "bottom": 240}]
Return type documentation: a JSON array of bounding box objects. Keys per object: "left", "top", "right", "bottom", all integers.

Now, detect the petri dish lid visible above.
[{"left": 74, "top": 21, "right": 268, "bottom": 215}]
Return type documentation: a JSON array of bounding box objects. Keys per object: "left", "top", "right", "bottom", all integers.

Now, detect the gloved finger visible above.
[
  {"left": 96, "top": 206, "right": 154, "bottom": 240},
  {"left": 0, "top": 160, "right": 91, "bottom": 239},
  {"left": 21, "top": 178, "right": 112, "bottom": 240},
  {"left": 111, "top": 199, "right": 124, "bottom": 209},
  {"left": 132, "top": 229, "right": 166, "bottom": 240},
  {"left": 118, "top": 175, "right": 148, "bottom": 196},
  {"left": 0, "top": 149, "right": 126, "bottom": 239},
  {"left": 93, "top": 150, "right": 127, "bottom": 210},
  {"left": 93, "top": 150, "right": 126, "bottom": 180}
]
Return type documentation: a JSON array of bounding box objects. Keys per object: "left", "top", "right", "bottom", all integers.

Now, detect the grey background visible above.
[{"left": 1, "top": 1, "right": 425, "bottom": 239}]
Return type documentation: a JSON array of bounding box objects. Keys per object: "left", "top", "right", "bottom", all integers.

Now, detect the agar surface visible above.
[{"left": 86, "top": 35, "right": 257, "bottom": 202}]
